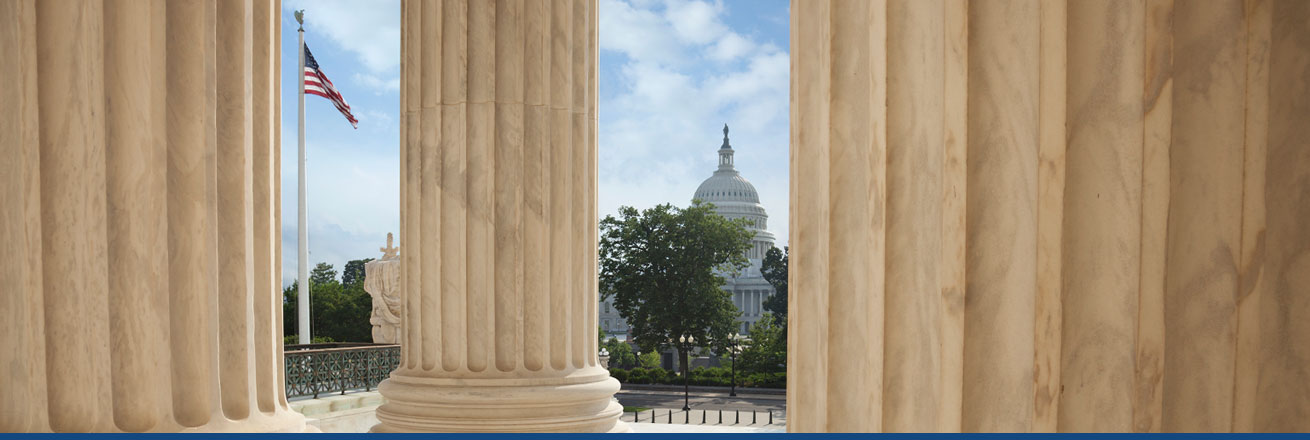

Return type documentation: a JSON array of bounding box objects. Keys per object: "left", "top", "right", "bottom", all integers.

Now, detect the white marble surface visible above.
[{"left": 364, "top": 233, "right": 402, "bottom": 344}]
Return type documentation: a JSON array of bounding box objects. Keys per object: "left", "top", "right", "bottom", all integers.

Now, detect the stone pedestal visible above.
[
  {"left": 373, "top": 0, "right": 623, "bottom": 432},
  {"left": 788, "top": 0, "right": 1310, "bottom": 433},
  {"left": 0, "top": 0, "right": 304, "bottom": 432}
]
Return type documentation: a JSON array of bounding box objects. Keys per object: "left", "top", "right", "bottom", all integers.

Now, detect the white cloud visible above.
[
  {"left": 664, "top": 0, "right": 726, "bottom": 45},
  {"left": 354, "top": 72, "right": 401, "bottom": 93},
  {"left": 357, "top": 109, "right": 396, "bottom": 132},
  {"left": 285, "top": 0, "right": 400, "bottom": 74},
  {"left": 598, "top": 0, "right": 790, "bottom": 246},
  {"left": 708, "top": 32, "right": 754, "bottom": 61},
  {"left": 600, "top": 0, "right": 684, "bottom": 65},
  {"left": 280, "top": 135, "right": 400, "bottom": 285}
]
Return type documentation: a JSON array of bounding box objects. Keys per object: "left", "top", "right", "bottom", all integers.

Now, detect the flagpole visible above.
[{"left": 296, "top": 11, "right": 311, "bottom": 345}]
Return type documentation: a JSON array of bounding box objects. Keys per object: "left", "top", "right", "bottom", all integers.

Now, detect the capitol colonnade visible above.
[
  {"left": 0, "top": 0, "right": 303, "bottom": 433},
  {"left": 788, "top": 0, "right": 1310, "bottom": 433},
  {"left": 374, "top": 0, "right": 623, "bottom": 433}
]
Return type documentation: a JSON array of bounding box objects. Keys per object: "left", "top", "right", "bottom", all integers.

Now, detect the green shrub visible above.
[
  {"left": 742, "top": 372, "right": 786, "bottom": 389},
  {"left": 626, "top": 368, "right": 650, "bottom": 384},
  {"left": 637, "top": 352, "right": 661, "bottom": 369},
  {"left": 648, "top": 368, "right": 671, "bottom": 384},
  {"left": 609, "top": 368, "right": 628, "bottom": 383},
  {"left": 693, "top": 366, "right": 728, "bottom": 378},
  {"left": 689, "top": 375, "right": 729, "bottom": 387},
  {"left": 283, "top": 335, "right": 336, "bottom": 345}
]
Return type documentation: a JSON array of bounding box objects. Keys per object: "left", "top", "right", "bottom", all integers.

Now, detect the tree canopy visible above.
[
  {"left": 310, "top": 262, "right": 338, "bottom": 286},
  {"left": 599, "top": 201, "right": 754, "bottom": 372},
  {"left": 602, "top": 337, "right": 637, "bottom": 369},
  {"left": 761, "top": 246, "right": 788, "bottom": 329},
  {"left": 738, "top": 313, "right": 786, "bottom": 374},
  {"left": 341, "top": 258, "right": 373, "bottom": 287},
  {"left": 284, "top": 261, "right": 373, "bottom": 344}
]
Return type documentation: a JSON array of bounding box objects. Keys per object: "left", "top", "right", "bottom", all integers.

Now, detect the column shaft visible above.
[
  {"left": 377, "top": 0, "right": 621, "bottom": 432},
  {"left": 1058, "top": 0, "right": 1143, "bottom": 431},
  {"left": 1256, "top": 0, "right": 1310, "bottom": 431},
  {"left": 789, "top": 0, "right": 1309, "bottom": 432},
  {"left": 883, "top": 0, "right": 945, "bottom": 431},
  {"left": 0, "top": 0, "right": 47, "bottom": 432},
  {"left": 0, "top": 0, "right": 303, "bottom": 432}
]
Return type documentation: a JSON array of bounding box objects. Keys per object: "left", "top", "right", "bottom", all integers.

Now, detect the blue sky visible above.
[{"left": 279, "top": 0, "right": 790, "bottom": 286}]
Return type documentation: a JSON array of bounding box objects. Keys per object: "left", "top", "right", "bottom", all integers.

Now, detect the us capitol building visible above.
[{"left": 600, "top": 125, "right": 778, "bottom": 338}]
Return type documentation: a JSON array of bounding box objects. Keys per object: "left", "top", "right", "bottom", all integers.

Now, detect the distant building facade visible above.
[{"left": 600, "top": 125, "right": 778, "bottom": 340}]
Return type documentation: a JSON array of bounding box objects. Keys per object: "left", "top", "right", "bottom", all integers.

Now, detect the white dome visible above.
[
  {"left": 694, "top": 172, "right": 760, "bottom": 204},
  {"left": 691, "top": 125, "right": 775, "bottom": 254}
]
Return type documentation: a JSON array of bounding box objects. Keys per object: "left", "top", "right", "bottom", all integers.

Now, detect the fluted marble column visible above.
[
  {"left": 789, "top": 0, "right": 1310, "bottom": 433},
  {"left": 0, "top": 0, "right": 303, "bottom": 432},
  {"left": 374, "top": 0, "right": 623, "bottom": 433}
]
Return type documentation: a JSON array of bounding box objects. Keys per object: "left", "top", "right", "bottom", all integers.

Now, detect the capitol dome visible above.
[
  {"left": 692, "top": 124, "right": 775, "bottom": 260},
  {"left": 602, "top": 124, "right": 781, "bottom": 340},
  {"left": 694, "top": 173, "right": 760, "bottom": 204}
]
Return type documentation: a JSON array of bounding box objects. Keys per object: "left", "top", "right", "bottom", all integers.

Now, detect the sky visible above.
[{"left": 279, "top": 0, "right": 790, "bottom": 286}]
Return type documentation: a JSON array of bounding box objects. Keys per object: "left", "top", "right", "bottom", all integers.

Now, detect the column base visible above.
[
  {"left": 176, "top": 408, "right": 308, "bottom": 433},
  {"left": 372, "top": 367, "right": 628, "bottom": 433}
]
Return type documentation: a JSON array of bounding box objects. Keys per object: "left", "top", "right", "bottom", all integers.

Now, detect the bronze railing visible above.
[{"left": 284, "top": 343, "right": 400, "bottom": 399}]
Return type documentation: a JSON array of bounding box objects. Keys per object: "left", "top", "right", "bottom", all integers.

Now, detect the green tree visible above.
[
  {"left": 282, "top": 281, "right": 300, "bottom": 341},
  {"left": 603, "top": 337, "right": 636, "bottom": 369},
  {"left": 599, "top": 202, "right": 753, "bottom": 375},
  {"left": 761, "top": 246, "right": 788, "bottom": 329},
  {"left": 637, "top": 351, "right": 661, "bottom": 369},
  {"left": 341, "top": 258, "right": 374, "bottom": 287},
  {"left": 738, "top": 313, "right": 786, "bottom": 374},
  {"left": 284, "top": 261, "right": 375, "bottom": 344},
  {"left": 310, "top": 262, "right": 338, "bottom": 286}
]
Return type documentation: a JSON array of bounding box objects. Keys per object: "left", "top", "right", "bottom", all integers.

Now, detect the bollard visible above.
[
  {"left": 753, "top": 410, "right": 757, "bottom": 424},
  {"left": 719, "top": 409, "right": 723, "bottom": 424},
  {"left": 769, "top": 410, "right": 774, "bottom": 425},
  {"left": 736, "top": 409, "right": 740, "bottom": 424},
  {"left": 702, "top": 409, "right": 706, "bottom": 424},
  {"left": 668, "top": 410, "right": 672, "bottom": 424}
]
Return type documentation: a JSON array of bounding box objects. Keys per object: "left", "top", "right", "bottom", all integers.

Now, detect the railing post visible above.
[{"left": 312, "top": 353, "right": 319, "bottom": 398}]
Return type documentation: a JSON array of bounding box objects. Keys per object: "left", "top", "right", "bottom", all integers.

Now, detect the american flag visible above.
[{"left": 304, "top": 44, "right": 358, "bottom": 129}]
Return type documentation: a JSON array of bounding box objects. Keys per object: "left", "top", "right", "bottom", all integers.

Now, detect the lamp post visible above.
[
  {"left": 679, "top": 335, "right": 694, "bottom": 412},
  {"left": 728, "top": 332, "right": 739, "bottom": 397}
]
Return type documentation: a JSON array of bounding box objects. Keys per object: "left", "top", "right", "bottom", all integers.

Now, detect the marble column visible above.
[
  {"left": 0, "top": 0, "right": 303, "bottom": 433},
  {"left": 374, "top": 0, "right": 623, "bottom": 433},
  {"left": 788, "top": 0, "right": 1310, "bottom": 433}
]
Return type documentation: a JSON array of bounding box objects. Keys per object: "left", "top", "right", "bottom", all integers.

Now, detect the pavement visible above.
[
  {"left": 619, "top": 383, "right": 786, "bottom": 395},
  {"left": 615, "top": 388, "right": 785, "bottom": 411}
]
